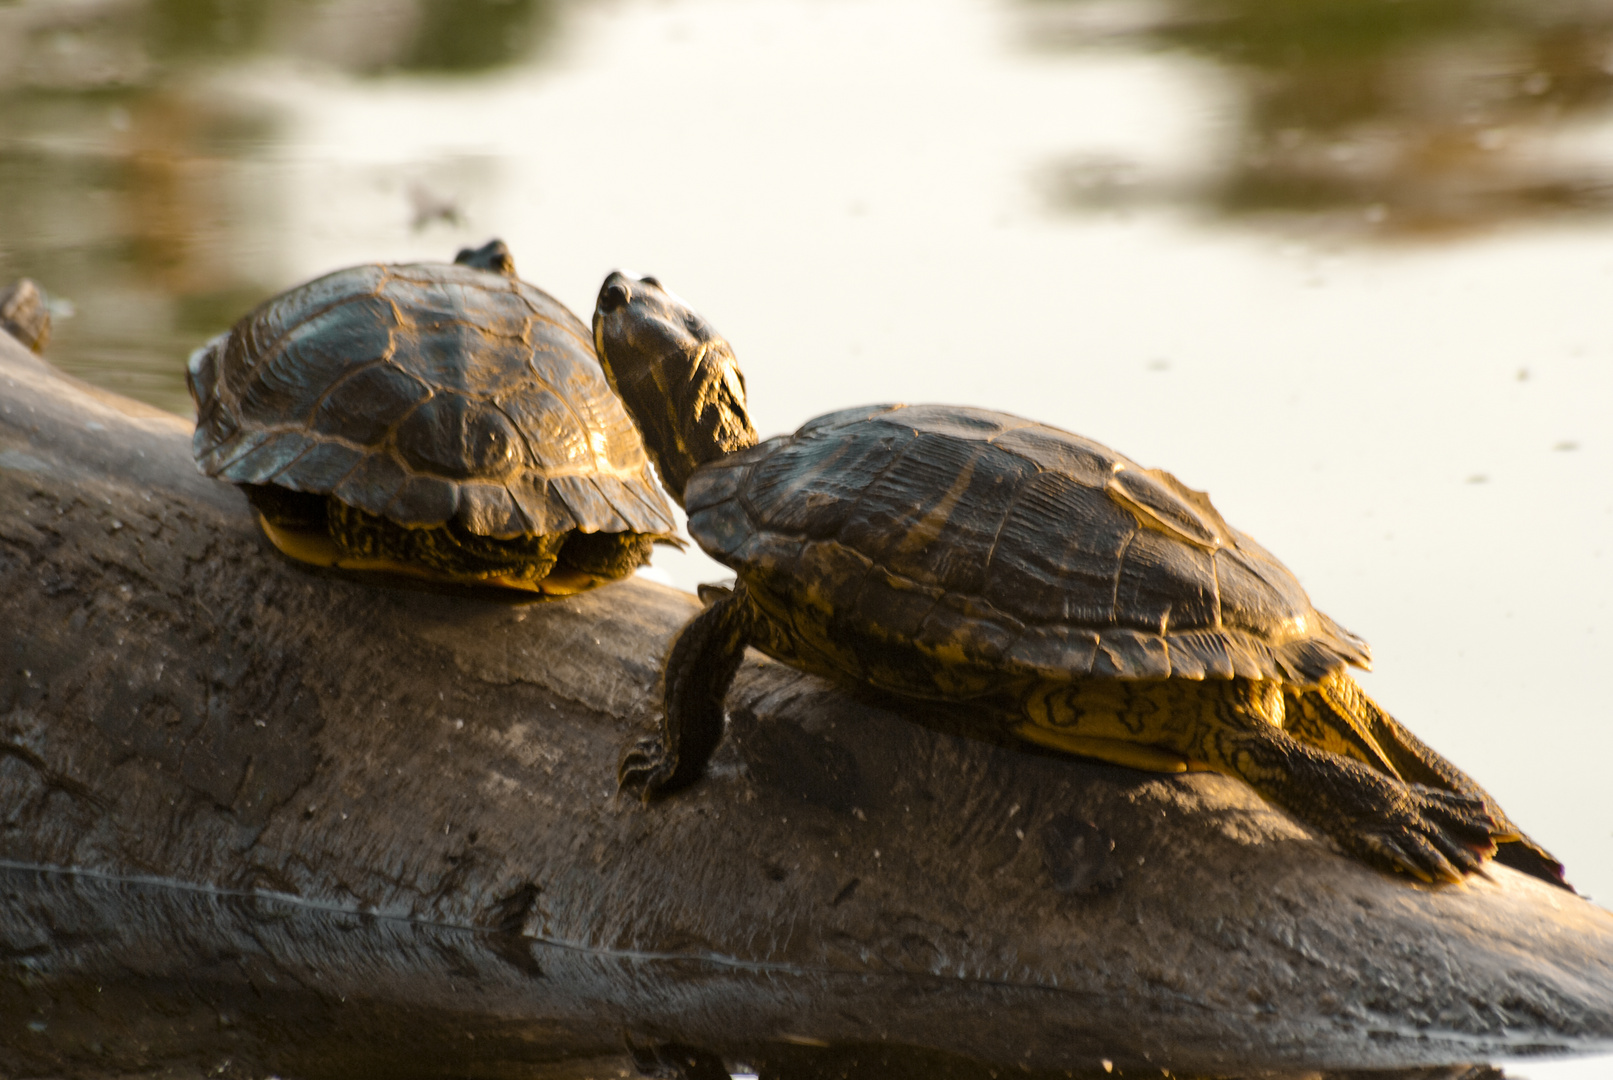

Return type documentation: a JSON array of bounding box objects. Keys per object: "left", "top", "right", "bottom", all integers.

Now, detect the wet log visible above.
[{"left": 0, "top": 328, "right": 1611, "bottom": 1080}]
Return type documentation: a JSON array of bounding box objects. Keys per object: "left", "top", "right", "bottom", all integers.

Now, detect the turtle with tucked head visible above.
[
  {"left": 593, "top": 271, "right": 1566, "bottom": 889},
  {"left": 188, "top": 242, "right": 676, "bottom": 595}
]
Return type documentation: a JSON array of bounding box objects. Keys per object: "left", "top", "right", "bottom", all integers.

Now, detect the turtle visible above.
[
  {"left": 0, "top": 278, "right": 51, "bottom": 354},
  {"left": 187, "top": 241, "right": 676, "bottom": 595},
  {"left": 591, "top": 271, "right": 1568, "bottom": 889}
]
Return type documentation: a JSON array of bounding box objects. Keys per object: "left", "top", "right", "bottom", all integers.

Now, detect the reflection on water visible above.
[
  {"left": 0, "top": 0, "right": 551, "bottom": 412},
  {"left": 1033, "top": 0, "right": 1613, "bottom": 234},
  {"left": 8, "top": 0, "right": 1613, "bottom": 409},
  {"left": 3, "top": 0, "right": 552, "bottom": 76},
  {"left": 6, "top": 0, "right": 1613, "bottom": 412}
]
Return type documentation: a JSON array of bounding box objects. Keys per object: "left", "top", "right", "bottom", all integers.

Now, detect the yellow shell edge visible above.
[{"left": 256, "top": 514, "right": 604, "bottom": 596}]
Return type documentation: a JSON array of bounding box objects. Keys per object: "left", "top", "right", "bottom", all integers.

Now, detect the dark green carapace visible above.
[
  {"left": 593, "top": 271, "right": 1566, "bottom": 890},
  {"left": 188, "top": 243, "right": 675, "bottom": 594}
]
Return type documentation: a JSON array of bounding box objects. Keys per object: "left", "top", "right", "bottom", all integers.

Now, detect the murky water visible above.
[{"left": 2, "top": 0, "right": 1611, "bottom": 1074}]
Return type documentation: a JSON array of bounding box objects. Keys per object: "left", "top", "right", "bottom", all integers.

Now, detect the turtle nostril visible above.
[
  {"left": 639, "top": 275, "right": 662, "bottom": 289},
  {"left": 600, "top": 281, "right": 630, "bottom": 313}
]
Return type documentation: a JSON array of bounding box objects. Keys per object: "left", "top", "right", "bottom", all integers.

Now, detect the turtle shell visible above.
[
  {"left": 685, "top": 403, "right": 1371, "bottom": 690},
  {"left": 188, "top": 262, "right": 674, "bottom": 540}
]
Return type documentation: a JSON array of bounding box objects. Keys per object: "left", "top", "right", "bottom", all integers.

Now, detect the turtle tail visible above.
[{"left": 1286, "top": 675, "right": 1571, "bottom": 891}]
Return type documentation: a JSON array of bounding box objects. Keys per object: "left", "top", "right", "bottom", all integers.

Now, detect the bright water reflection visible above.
[
  {"left": 1503, "top": 1056, "right": 1613, "bottom": 1080},
  {"left": 1, "top": 1, "right": 1611, "bottom": 1068},
  {"left": 1031, "top": 0, "right": 1613, "bottom": 234}
]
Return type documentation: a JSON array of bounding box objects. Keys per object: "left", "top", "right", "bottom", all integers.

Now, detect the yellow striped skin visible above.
[
  {"left": 747, "top": 571, "right": 1426, "bottom": 796},
  {"left": 698, "top": 493, "right": 1555, "bottom": 885},
  {"left": 1018, "top": 675, "right": 1407, "bottom": 784},
  {"left": 741, "top": 569, "right": 1541, "bottom": 877},
  {"left": 1019, "top": 676, "right": 1283, "bottom": 772},
  {"left": 255, "top": 514, "right": 618, "bottom": 596},
  {"left": 596, "top": 277, "right": 1567, "bottom": 889}
]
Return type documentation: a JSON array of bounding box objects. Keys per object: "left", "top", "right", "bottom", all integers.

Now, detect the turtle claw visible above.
[
  {"left": 1399, "top": 833, "right": 1466, "bottom": 885},
  {"left": 1365, "top": 836, "right": 1435, "bottom": 884},
  {"left": 618, "top": 737, "right": 676, "bottom": 801},
  {"left": 1343, "top": 782, "right": 1499, "bottom": 885}
]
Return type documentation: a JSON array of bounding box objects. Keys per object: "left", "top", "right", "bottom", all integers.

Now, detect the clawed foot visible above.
[
  {"left": 617, "top": 736, "right": 676, "bottom": 801},
  {"left": 1340, "top": 781, "right": 1498, "bottom": 885}
]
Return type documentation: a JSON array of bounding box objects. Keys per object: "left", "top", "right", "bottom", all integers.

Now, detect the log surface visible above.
[{"left": 1, "top": 330, "right": 1611, "bottom": 1080}]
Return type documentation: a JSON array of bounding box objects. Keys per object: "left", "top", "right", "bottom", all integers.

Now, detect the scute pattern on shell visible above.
[
  {"left": 685, "top": 404, "right": 1371, "bottom": 688},
  {"left": 189, "top": 262, "right": 675, "bottom": 539}
]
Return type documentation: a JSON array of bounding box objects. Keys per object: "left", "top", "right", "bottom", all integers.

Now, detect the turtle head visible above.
[
  {"left": 593, "top": 272, "right": 757, "bottom": 507},
  {"left": 454, "top": 239, "right": 516, "bottom": 277}
]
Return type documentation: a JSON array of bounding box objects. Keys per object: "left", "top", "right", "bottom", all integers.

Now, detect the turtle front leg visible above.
[
  {"left": 1205, "top": 718, "right": 1498, "bottom": 884},
  {"left": 619, "top": 584, "right": 755, "bottom": 800}
]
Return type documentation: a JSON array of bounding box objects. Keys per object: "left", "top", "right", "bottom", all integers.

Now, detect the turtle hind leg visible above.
[
  {"left": 1302, "top": 675, "right": 1571, "bottom": 891},
  {"left": 1281, "top": 683, "right": 1402, "bottom": 781},
  {"left": 326, "top": 499, "right": 563, "bottom": 583},
  {"left": 241, "top": 483, "right": 329, "bottom": 532},
  {"left": 556, "top": 530, "right": 654, "bottom": 580},
  {"left": 620, "top": 583, "right": 755, "bottom": 801},
  {"left": 241, "top": 484, "right": 345, "bottom": 566},
  {"left": 1189, "top": 681, "right": 1498, "bottom": 883}
]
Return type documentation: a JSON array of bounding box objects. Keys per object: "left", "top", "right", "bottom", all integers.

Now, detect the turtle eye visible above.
[
  {"left": 599, "top": 281, "right": 630, "bottom": 313},
  {"left": 639, "top": 275, "right": 662, "bottom": 289}
]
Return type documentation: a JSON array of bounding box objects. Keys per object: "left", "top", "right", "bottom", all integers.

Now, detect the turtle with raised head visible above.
[
  {"left": 187, "top": 241, "right": 676, "bottom": 595},
  {"left": 592, "top": 271, "right": 1566, "bottom": 889}
]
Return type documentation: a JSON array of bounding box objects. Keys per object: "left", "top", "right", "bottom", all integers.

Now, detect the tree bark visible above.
[{"left": 0, "top": 330, "right": 1610, "bottom": 1080}]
